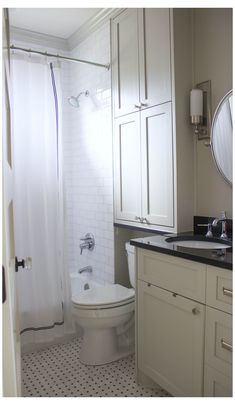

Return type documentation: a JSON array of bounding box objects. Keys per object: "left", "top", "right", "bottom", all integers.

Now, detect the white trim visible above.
[
  {"left": 68, "top": 8, "right": 125, "bottom": 50},
  {"left": 10, "top": 26, "right": 69, "bottom": 52}
]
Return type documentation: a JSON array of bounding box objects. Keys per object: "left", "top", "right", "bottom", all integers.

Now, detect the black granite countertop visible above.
[{"left": 130, "top": 233, "right": 232, "bottom": 270}]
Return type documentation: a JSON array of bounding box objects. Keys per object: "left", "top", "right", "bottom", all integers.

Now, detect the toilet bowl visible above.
[{"left": 71, "top": 242, "right": 136, "bottom": 365}]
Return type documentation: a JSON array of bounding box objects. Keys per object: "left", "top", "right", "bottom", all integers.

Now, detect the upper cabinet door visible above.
[
  {"left": 113, "top": 112, "right": 142, "bottom": 222},
  {"left": 112, "top": 9, "right": 140, "bottom": 117},
  {"left": 141, "top": 103, "right": 174, "bottom": 227},
  {"left": 138, "top": 9, "right": 172, "bottom": 109}
]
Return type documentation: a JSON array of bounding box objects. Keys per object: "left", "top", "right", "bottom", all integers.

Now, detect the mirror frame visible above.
[{"left": 211, "top": 90, "right": 233, "bottom": 186}]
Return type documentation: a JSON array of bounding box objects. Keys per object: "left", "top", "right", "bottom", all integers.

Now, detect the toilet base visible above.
[{"left": 80, "top": 327, "right": 134, "bottom": 365}]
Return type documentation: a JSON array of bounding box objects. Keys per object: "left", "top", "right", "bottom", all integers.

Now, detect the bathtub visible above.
[{"left": 70, "top": 271, "right": 103, "bottom": 299}]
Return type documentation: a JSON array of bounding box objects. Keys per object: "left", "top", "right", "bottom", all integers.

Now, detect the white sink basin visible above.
[
  {"left": 165, "top": 236, "right": 232, "bottom": 250},
  {"left": 166, "top": 240, "right": 231, "bottom": 249}
]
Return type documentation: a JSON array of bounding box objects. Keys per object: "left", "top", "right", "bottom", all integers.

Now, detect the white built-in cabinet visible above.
[
  {"left": 112, "top": 9, "right": 171, "bottom": 117},
  {"left": 114, "top": 103, "right": 174, "bottom": 227},
  {"left": 138, "top": 280, "right": 205, "bottom": 396},
  {"left": 204, "top": 266, "right": 232, "bottom": 397},
  {"left": 136, "top": 249, "right": 233, "bottom": 397},
  {"left": 112, "top": 9, "right": 194, "bottom": 232}
]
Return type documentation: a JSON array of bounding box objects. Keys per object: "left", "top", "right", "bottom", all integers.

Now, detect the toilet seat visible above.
[{"left": 72, "top": 284, "right": 135, "bottom": 310}]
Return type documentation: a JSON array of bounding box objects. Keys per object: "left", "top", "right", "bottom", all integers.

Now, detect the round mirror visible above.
[{"left": 211, "top": 90, "right": 233, "bottom": 186}]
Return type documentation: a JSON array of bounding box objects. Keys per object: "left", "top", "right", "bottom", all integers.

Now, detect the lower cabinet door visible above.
[
  {"left": 137, "top": 280, "right": 205, "bottom": 397},
  {"left": 205, "top": 306, "right": 232, "bottom": 377},
  {"left": 204, "top": 365, "right": 232, "bottom": 397}
]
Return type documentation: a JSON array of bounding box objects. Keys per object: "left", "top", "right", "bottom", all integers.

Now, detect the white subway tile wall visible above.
[{"left": 62, "top": 23, "right": 114, "bottom": 284}]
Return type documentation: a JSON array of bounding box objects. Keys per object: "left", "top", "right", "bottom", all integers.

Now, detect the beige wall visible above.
[{"left": 193, "top": 8, "right": 232, "bottom": 218}]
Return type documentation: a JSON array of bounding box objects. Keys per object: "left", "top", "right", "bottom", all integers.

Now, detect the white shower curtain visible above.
[{"left": 11, "top": 53, "right": 73, "bottom": 350}]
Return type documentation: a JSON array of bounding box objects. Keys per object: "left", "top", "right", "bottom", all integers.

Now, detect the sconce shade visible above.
[{"left": 190, "top": 88, "right": 203, "bottom": 120}]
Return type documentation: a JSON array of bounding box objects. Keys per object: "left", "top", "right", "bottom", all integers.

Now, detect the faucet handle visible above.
[
  {"left": 221, "top": 210, "right": 227, "bottom": 220},
  {"left": 80, "top": 233, "right": 94, "bottom": 241},
  {"left": 197, "top": 223, "right": 213, "bottom": 238},
  {"left": 220, "top": 211, "right": 228, "bottom": 239}
]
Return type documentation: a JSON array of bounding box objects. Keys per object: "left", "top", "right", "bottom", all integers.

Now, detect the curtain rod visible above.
[{"left": 10, "top": 45, "right": 110, "bottom": 70}]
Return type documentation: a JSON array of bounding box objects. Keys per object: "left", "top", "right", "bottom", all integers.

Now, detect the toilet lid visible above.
[{"left": 72, "top": 284, "right": 135, "bottom": 307}]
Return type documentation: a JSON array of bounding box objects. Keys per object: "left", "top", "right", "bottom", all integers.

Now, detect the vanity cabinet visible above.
[
  {"left": 112, "top": 9, "right": 194, "bottom": 232},
  {"left": 112, "top": 8, "right": 171, "bottom": 118},
  {"left": 204, "top": 265, "right": 232, "bottom": 397},
  {"left": 138, "top": 280, "right": 205, "bottom": 397},
  {"left": 113, "top": 103, "right": 174, "bottom": 227},
  {"left": 136, "top": 249, "right": 233, "bottom": 397}
]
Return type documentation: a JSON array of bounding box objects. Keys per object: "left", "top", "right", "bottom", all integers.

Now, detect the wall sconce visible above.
[
  {"left": 190, "top": 88, "right": 203, "bottom": 133},
  {"left": 190, "top": 80, "right": 211, "bottom": 140}
]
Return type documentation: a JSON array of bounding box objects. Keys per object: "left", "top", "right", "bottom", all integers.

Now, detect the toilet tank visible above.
[{"left": 125, "top": 242, "right": 136, "bottom": 289}]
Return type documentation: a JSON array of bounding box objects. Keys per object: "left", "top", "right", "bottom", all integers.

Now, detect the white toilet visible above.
[{"left": 71, "top": 242, "right": 136, "bottom": 365}]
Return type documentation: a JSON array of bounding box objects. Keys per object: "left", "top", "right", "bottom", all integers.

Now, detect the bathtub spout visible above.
[{"left": 78, "top": 266, "right": 93, "bottom": 274}]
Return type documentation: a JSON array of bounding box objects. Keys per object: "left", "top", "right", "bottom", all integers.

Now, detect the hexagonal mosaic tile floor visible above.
[{"left": 22, "top": 337, "right": 171, "bottom": 397}]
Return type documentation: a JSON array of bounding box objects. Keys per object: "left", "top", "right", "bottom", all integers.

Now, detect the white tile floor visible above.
[{"left": 22, "top": 337, "right": 171, "bottom": 397}]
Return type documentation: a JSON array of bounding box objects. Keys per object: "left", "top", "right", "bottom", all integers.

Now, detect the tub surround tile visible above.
[{"left": 62, "top": 22, "right": 114, "bottom": 285}]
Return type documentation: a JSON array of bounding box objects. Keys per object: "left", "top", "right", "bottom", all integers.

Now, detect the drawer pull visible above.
[
  {"left": 192, "top": 307, "right": 200, "bottom": 315},
  {"left": 223, "top": 287, "right": 233, "bottom": 298},
  {"left": 221, "top": 339, "right": 232, "bottom": 352}
]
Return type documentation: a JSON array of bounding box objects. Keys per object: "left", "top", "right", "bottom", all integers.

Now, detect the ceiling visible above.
[{"left": 9, "top": 8, "right": 101, "bottom": 39}]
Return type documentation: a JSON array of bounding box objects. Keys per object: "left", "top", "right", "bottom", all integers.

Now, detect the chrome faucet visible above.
[
  {"left": 80, "top": 233, "right": 95, "bottom": 254},
  {"left": 78, "top": 265, "right": 93, "bottom": 274},
  {"left": 212, "top": 211, "right": 228, "bottom": 239},
  {"left": 198, "top": 211, "right": 228, "bottom": 239}
]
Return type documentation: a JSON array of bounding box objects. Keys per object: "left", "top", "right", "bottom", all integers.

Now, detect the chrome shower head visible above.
[
  {"left": 67, "top": 90, "right": 89, "bottom": 108},
  {"left": 68, "top": 95, "right": 80, "bottom": 108}
]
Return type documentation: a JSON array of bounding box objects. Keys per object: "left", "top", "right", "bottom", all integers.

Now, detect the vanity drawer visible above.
[
  {"left": 205, "top": 306, "right": 232, "bottom": 377},
  {"left": 206, "top": 266, "right": 232, "bottom": 314},
  {"left": 137, "top": 248, "right": 206, "bottom": 302}
]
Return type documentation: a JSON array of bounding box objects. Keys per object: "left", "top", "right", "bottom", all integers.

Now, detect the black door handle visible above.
[
  {"left": 15, "top": 257, "right": 25, "bottom": 272},
  {"left": 2, "top": 266, "right": 6, "bottom": 303}
]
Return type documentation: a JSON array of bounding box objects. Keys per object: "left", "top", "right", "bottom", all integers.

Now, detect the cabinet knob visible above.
[
  {"left": 192, "top": 307, "right": 200, "bottom": 315},
  {"left": 134, "top": 104, "right": 141, "bottom": 109},
  {"left": 140, "top": 102, "right": 148, "bottom": 107}
]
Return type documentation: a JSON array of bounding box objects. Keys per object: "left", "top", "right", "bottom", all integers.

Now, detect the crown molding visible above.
[
  {"left": 68, "top": 8, "right": 125, "bottom": 50},
  {"left": 10, "top": 8, "right": 125, "bottom": 53},
  {"left": 10, "top": 26, "right": 69, "bottom": 52}
]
